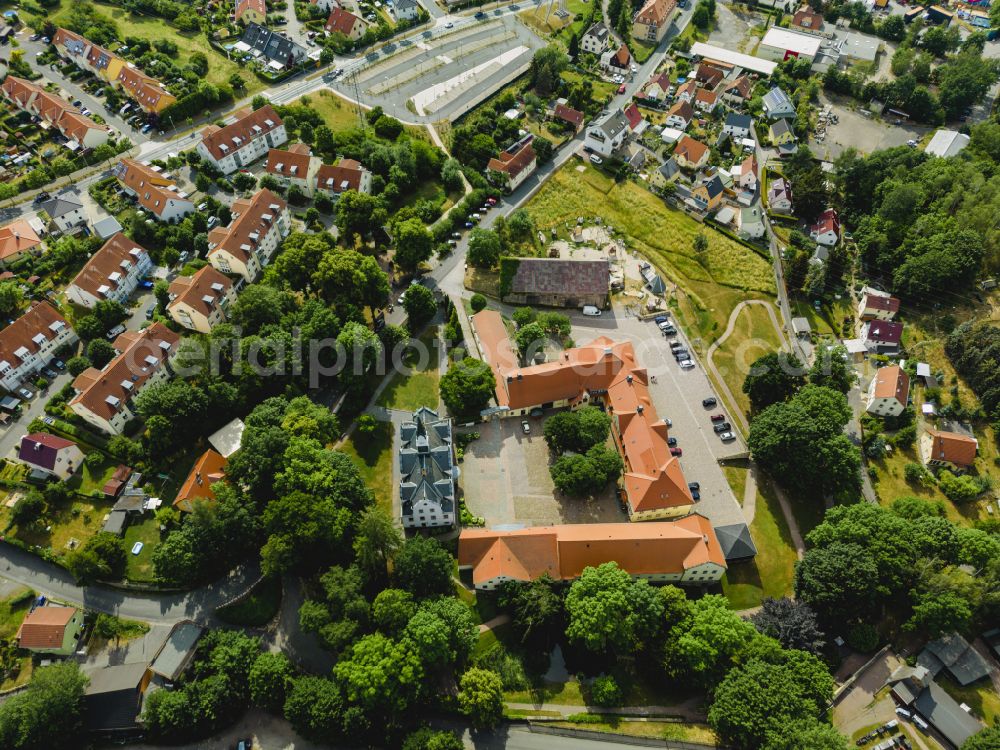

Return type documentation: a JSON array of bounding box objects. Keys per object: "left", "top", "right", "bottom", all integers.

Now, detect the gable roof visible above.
[
  {"left": 913, "top": 680, "right": 983, "bottom": 747},
  {"left": 770, "top": 118, "right": 793, "bottom": 136},
  {"left": 635, "top": 0, "right": 677, "bottom": 27},
  {"left": 810, "top": 208, "right": 840, "bottom": 236},
  {"left": 724, "top": 75, "right": 752, "bottom": 99},
  {"left": 208, "top": 188, "right": 287, "bottom": 264},
  {"left": 871, "top": 365, "right": 909, "bottom": 405},
  {"left": 768, "top": 177, "right": 792, "bottom": 202},
  {"left": 18, "top": 432, "right": 78, "bottom": 471},
  {"left": 623, "top": 103, "right": 644, "bottom": 131},
  {"left": 924, "top": 429, "right": 978, "bottom": 467},
  {"left": 0, "top": 303, "right": 72, "bottom": 373},
  {"left": 792, "top": 7, "right": 824, "bottom": 29},
  {"left": 611, "top": 43, "right": 630, "bottom": 67},
  {"left": 265, "top": 145, "right": 313, "bottom": 179},
  {"left": 241, "top": 22, "right": 306, "bottom": 66},
  {"left": 647, "top": 71, "right": 672, "bottom": 94},
  {"left": 553, "top": 102, "right": 584, "bottom": 128},
  {"left": 724, "top": 112, "right": 752, "bottom": 129},
  {"left": 69, "top": 232, "right": 149, "bottom": 301},
  {"left": 0, "top": 77, "right": 108, "bottom": 144},
  {"left": 113, "top": 159, "right": 190, "bottom": 218},
  {"left": 695, "top": 64, "right": 725, "bottom": 87},
  {"left": 667, "top": 99, "right": 694, "bottom": 122},
  {"left": 487, "top": 141, "right": 536, "bottom": 179},
  {"left": 167, "top": 265, "right": 233, "bottom": 320},
  {"left": 174, "top": 449, "right": 227, "bottom": 509},
  {"left": 325, "top": 7, "right": 366, "bottom": 34},
  {"left": 675, "top": 135, "right": 709, "bottom": 164},
  {"left": 201, "top": 105, "right": 284, "bottom": 161},
  {"left": 862, "top": 293, "right": 900, "bottom": 314},
  {"left": 863, "top": 320, "right": 903, "bottom": 345},
  {"left": 592, "top": 110, "right": 630, "bottom": 141},
  {"left": 583, "top": 22, "right": 609, "bottom": 41},
  {"left": 763, "top": 86, "right": 793, "bottom": 114},
  {"left": 0, "top": 219, "right": 42, "bottom": 261},
  {"left": 17, "top": 605, "right": 77, "bottom": 648},
  {"left": 508, "top": 258, "right": 609, "bottom": 297},
  {"left": 698, "top": 174, "right": 724, "bottom": 199},
  {"left": 315, "top": 159, "right": 367, "bottom": 193},
  {"left": 658, "top": 158, "right": 679, "bottom": 181},
  {"left": 235, "top": 0, "right": 266, "bottom": 20}
]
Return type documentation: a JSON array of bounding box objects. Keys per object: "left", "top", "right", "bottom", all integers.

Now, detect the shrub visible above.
[
  {"left": 470, "top": 293, "right": 487, "bottom": 313},
  {"left": 892, "top": 424, "right": 917, "bottom": 448},
  {"left": 589, "top": 675, "right": 623, "bottom": 707},
  {"left": 846, "top": 622, "right": 879, "bottom": 653}
]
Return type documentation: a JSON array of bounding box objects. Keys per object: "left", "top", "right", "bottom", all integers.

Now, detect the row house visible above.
[
  {"left": 113, "top": 159, "right": 194, "bottom": 222},
  {"left": 69, "top": 323, "right": 180, "bottom": 435},
  {"left": 264, "top": 145, "right": 373, "bottom": 198},
  {"left": 66, "top": 232, "right": 153, "bottom": 309},
  {"left": 207, "top": 188, "right": 290, "bottom": 283},
  {"left": 196, "top": 105, "right": 287, "bottom": 175},
  {"left": 0, "top": 76, "right": 109, "bottom": 149},
  {"left": 0, "top": 303, "right": 78, "bottom": 392},
  {"left": 315, "top": 159, "right": 373, "bottom": 198},
  {"left": 167, "top": 265, "right": 236, "bottom": 334},
  {"left": 52, "top": 28, "right": 176, "bottom": 114}
]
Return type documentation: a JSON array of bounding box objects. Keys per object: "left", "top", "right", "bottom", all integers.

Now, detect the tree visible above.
[
  {"left": 335, "top": 190, "right": 383, "bottom": 241},
  {"left": 808, "top": 346, "right": 854, "bottom": 393},
  {"left": 962, "top": 726, "right": 1000, "bottom": 750},
  {"left": 65, "top": 532, "right": 126, "bottom": 584},
  {"left": 764, "top": 722, "right": 850, "bottom": 750},
  {"left": 0, "top": 280, "right": 22, "bottom": 317},
  {"left": 283, "top": 676, "right": 343, "bottom": 742},
  {"left": 333, "top": 634, "right": 424, "bottom": 717},
  {"left": 86, "top": 338, "right": 116, "bottom": 369},
  {"left": 565, "top": 562, "right": 665, "bottom": 654},
  {"left": 233, "top": 172, "right": 257, "bottom": 192},
  {"left": 467, "top": 228, "right": 502, "bottom": 269},
  {"left": 550, "top": 445, "right": 623, "bottom": 496},
  {"left": 439, "top": 357, "right": 494, "bottom": 419},
  {"left": 66, "top": 356, "right": 92, "bottom": 376},
  {"left": 742, "top": 352, "right": 805, "bottom": 412},
  {"left": 529, "top": 45, "right": 568, "bottom": 96},
  {"left": 499, "top": 575, "right": 564, "bottom": 647},
  {"left": 533, "top": 136, "right": 554, "bottom": 164},
  {"left": 750, "top": 598, "right": 825, "bottom": 655},
  {"left": 394, "top": 219, "right": 433, "bottom": 273},
  {"left": 458, "top": 668, "right": 504, "bottom": 729},
  {"left": 353, "top": 506, "right": 402, "bottom": 583},
  {"left": 543, "top": 406, "right": 611, "bottom": 454},
  {"left": 693, "top": 232, "right": 709, "bottom": 254},
  {"left": 441, "top": 159, "right": 464, "bottom": 193},
  {"left": 662, "top": 595, "right": 757, "bottom": 686},
  {"left": 250, "top": 652, "right": 293, "bottom": 712},
  {"left": 907, "top": 586, "right": 974, "bottom": 637},
  {"left": 403, "top": 284, "right": 436, "bottom": 330},
  {"left": 0, "top": 662, "right": 87, "bottom": 750},
  {"left": 514, "top": 322, "right": 546, "bottom": 358},
  {"left": 337, "top": 322, "right": 383, "bottom": 398},
  {"left": 404, "top": 728, "right": 464, "bottom": 750},
  {"left": 470, "top": 293, "right": 487, "bottom": 313},
  {"left": 372, "top": 589, "right": 417, "bottom": 636},
  {"left": 392, "top": 536, "right": 453, "bottom": 598},
  {"left": 794, "top": 542, "right": 881, "bottom": 622}
]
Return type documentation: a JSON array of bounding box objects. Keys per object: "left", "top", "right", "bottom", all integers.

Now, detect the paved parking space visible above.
[{"left": 810, "top": 92, "right": 931, "bottom": 160}]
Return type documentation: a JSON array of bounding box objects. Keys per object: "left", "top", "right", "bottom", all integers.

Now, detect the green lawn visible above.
[
  {"left": 65, "top": 454, "right": 118, "bottom": 495},
  {"left": 0, "top": 587, "right": 34, "bottom": 641},
  {"left": 523, "top": 164, "right": 775, "bottom": 350},
  {"left": 549, "top": 720, "right": 717, "bottom": 744},
  {"left": 301, "top": 90, "right": 366, "bottom": 132},
  {"left": 123, "top": 517, "right": 160, "bottom": 583},
  {"left": 0, "top": 493, "right": 114, "bottom": 560},
  {"left": 722, "top": 463, "right": 749, "bottom": 506},
  {"left": 376, "top": 329, "right": 441, "bottom": 412},
  {"left": 216, "top": 576, "right": 282, "bottom": 626},
  {"left": 710, "top": 303, "right": 783, "bottom": 418},
  {"left": 721, "top": 476, "right": 798, "bottom": 610},
  {"left": 340, "top": 421, "right": 394, "bottom": 515},
  {"left": 937, "top": 674, "right": 1000, "bottom": 727}
]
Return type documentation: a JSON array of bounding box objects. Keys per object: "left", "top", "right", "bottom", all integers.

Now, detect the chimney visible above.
[
  {"left": 626, "top": 374, "right": 633, "bottom": 384},
  {"left": 517, "top": 373, "right": 522, "bottom": 380},
  {"left": 636, "top": 405, "right": 643, "bottom": 414}
]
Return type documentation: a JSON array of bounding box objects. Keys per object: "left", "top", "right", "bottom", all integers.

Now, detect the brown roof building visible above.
[
  {"left": 552, "top": 102, "right": 585, "bottom": 132},
  {"left": 633, "top": 0, "right": 677, "bottom": 42},
  {"left": 486, "top": 141, "right": 537, "bottom": 193},
  {"left": 674, "top": 135, "right": 710, "bottom": 169},
  {"left": 865, "top": 364, "right": 909, "bottom": 417},
  {"left": 0, "top": 76, "right": 109, "bottom": 149},
  {"left": 174, "top": 449, "right": 228, "bottom": 512},
  {"left": 0, "top": 219, "right": 43, "bottom": 266},
  {"left": 196, "top": 105, "right": 287, "bottom": 175},
  {"left": 0, "top": 302, "right": 77, "bottom": 392},
  {"left": 207, "top": 188, "right": 291, "bottom": 283},
  {"left": 17, "top": 605, "right": 83, "bottom": 654},
  {"left": 325, "top": 7, "right": 368, "bottom": 39},
  {"left": 167, "top": 266, "right": 236, "bottom": 334},
  {"left": 113, "top": 159, "right": 194, "bottom": 222},
  {"left": 66, "top": 232, "right": 153, "bottom": 309},
  {"left": 471, "top": 310, "right": 695, "bottom": 520},
  {"left": 315, "top": 159, "right": 372, "bottom": 196},
  {"left": 503, "top": 258, "right": 609, "bottom": 309},
  {"left": 921, "top": 429, "right": 978, "bottom": 471},
  {"left": 458, "top": 515, "right": 727, "bottom": 590},
  {"left": 791, "top": 6, "right": 824, "bottom": 33},
  {"left": 695, "top": 64, "right": 725, "bottom": 88}
]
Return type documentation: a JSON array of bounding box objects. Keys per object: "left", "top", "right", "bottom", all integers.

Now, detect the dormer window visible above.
[
  {"left": 31, "top": 333, "right": 46, "bottom": 346},
  {"left": 121, "top": 380, "right": 133, "bottom": 390},
  {"left": 210, "top": 282, "right": 225, "bottom": 292},
  {"left": 97, "top": 284, "right": 111, "bottom": 296},
  {"left": 274, "top": 162, "right": 283, "bottom": 172},
  {"left": 144, "top": 355, "right": 159, "bottom": 366},
  {"left": 158, "top": 340, "right": 171, "bottom": 351},
  {"left": 108, "top": 271, "right": 122, "bottom": 283},
  {"left": 49, "top": 321, "right": 65, "bottom": 332},
  {"left": 106, "top": 395, "right": 120, "bottom": 408},
  {"left": 202, "top": 295, "right": 215, "bottom": 306},
  {"left": 264, "top": 119, "right": 274, "bottom": 127},
  {"left": 268, "top": 203, "right": 280, "bottom": 211}
]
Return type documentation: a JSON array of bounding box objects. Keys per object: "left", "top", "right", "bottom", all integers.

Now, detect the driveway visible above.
[{"left": 0, "top": 368, "right": 73, "bottom": 461}]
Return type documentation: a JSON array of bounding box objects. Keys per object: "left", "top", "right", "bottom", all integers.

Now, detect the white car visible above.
[
  {"left": 630, "top": 64, "right": 638, "bottom": 73},
  {"left": 521, "top": 420, "right": 530, "bottom": 434},
  {"left": 679, "top": 359, "right": 695, "bottom": 369},
  {"left": 445, "top": 21, "right": 454, "bottom": 27},
  {"left": 589, "top": 154, "right": 603, "bottom": 165},
  {"left": 719, "top": 431, "right": 736, "bottom": 441}
]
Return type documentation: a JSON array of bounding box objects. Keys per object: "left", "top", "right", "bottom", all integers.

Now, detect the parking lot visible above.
[{"left": 810, "top": 92, "right": 931, "bottom": 160}]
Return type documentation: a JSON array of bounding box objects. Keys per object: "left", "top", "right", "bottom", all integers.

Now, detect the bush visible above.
[
  {"left": 589, "top": 675, "right": 623, "bottom": 707},
  {"left": 846, "top": 622, "right": 880, "bottom": 653},
  {"left": 470, "top": 293, "right": 487, "bottom": 313},
  {"left": 938, "top": 470, "right": 984, "bottom": 503},
  {"left": 892, "top": 424, "right": 917, "bottom": 448}
]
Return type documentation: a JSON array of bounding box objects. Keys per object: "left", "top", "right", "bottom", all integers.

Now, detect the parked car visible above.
[
  {"left": 105, "top": 324, "right": 126, "bottom": 340},
  {"left": 673, "top": 349, "right": 689, "bottom": 360},
  {"left": 679, "top": 359, "right": 695, "bottom": 369},
  {"left": 710, "top": 414, "right": 726, "bottom": 422},
  {"left": 690, "top": 488, "right": 700, "bottom": 500},
  {"left": 702, "top": 397, "right": 717, "bottom": 408},
  {"left": 653, "top": 315, "right": 668, "bottom": 324},
  {"left": 589, "top": 154, "right": 603, "bottom": 165},
  {"left": 660, "top": 326, "right": 677, "bottom": 335},
  {"left": 42, "top": 367, "right": 57, "bottom": 379},
  {"left": 521, "top": 420, "right": 530, "bottom": 434},
  {"left": 18, "top": 387, "right": 34, "bottom": 400},
  {"left": 688, "top": 482, "right": 700, "bottom": 491},
  {"left": 669, "top": 446, "right": 682, "bottom": 456},
  {"left": 719, "top": 431, "right": 735, "bottom": 441},
  {"left": 669, "top": 342, "right": 684, "bottom": 351},
  {"left": 53, "top": 359, "right": 65, "bottom": 371},
  {"left": 667, "top": 437, "right": 677, "bottom": 446},
  {"left": 145, "top": 305, "right": 156, "bottom": 320},
  {"left": 713, "top": 422, "right": 731, "bottom": 433},
  {"left": 618, "top": 83, "right": 627, "bottom": 94}
]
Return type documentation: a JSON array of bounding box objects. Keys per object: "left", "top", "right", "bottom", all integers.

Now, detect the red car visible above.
[
  {"left": 618, "top": 83, "right": 627, "bottom": 94},
  {"left": 670, "top": 447, "right": 682, "bottom": 457},
  {"left": 710, "top": 414, "right": 726, "bottom": 422}
]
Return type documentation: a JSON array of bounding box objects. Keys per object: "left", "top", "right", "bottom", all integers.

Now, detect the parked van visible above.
[{"left": 582, "top": 305, "right": 602, "bottom": 316}]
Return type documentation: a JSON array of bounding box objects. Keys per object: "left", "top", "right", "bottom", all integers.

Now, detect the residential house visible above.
[
  {"left": 113, "top": 160, "right": 194, "bottom": 223},
  {"left": 197, "top": 105, "right": 288, "bottom": 175},
  {"left": 737, "top": 206, "right": 765, "bottom": 239},
  {"left": 392, "top": 0, "right": 421, "bottom": 22},
  {"left": 173, "top": 449, "right": 228, "bottom": 512},
  {"left": 918, "top": 633, "right": 991, "bottom": 687},
  {"left": 858, "top": 292, "right": 900, "bottom": 321},
  {"left": 623, "top": 103, "right": 647, "bottom": 135},
  {"left": 762, "top": 86, "right": 796, "bottom": 119},
  {"left": 486, "top": 139, "right": 537, "bottom": 193},
  {"left": 584, "top": 110, "right": 631, "bottom": 157},
  {"left": 16, "top": 605, "right": 83, "bottom": 655},
  {"left": 650, "top": 157, "right": 680, "bottom": 190},
  {"left": 0, "top": 303, "right": 78, "bottom": 392},
  {"left": 888, "top": 665, "right": 983, "bottom": 749},
  {"left": 865, "top": 364, "right": 909, "bottom": 417},
  {"left": 580, "top": 23, "right": 610, "bottom": 55},
  {"left": 310, "top": 0, "right": 338, "bottom": 11},
  {"left": 552, "top": 102, "right": 585, "bottom": 133},
  {"left": 674, "top": 135, "right": 710, "bottom": 170},
  {"left": 734, "top": 154, "right": 758, "bottom": 192},
  {"left": 693, "top": 88, "right": 718, "bottom": 112},
  {"left": 83, "top": 662, "right": 150, "bottom": 736},
  {"left": 166, "top": 266, "right": 236, "bottom": 333},
  {"left": 723, "top": 112, "right": 752, "bottom": 140},
  {"left": 325, "top": 8, "right": 369, "bottom": 39},
  {"left": 399, "top": 407, "right": 456, "bottom": 529},
  {"left": 66, "top": 233, "right": 153, "bottom": 309},
  {"left": 37, "top": 195, "right": 87, "bottom": 234},
  {"left": 234, "top": 0, "right": 267, "bottom": 24},
  {"left": 861, "top": 320, "right": 903, "bottom": 355},
  {"left": 69, "top": 324, "right": 181, "bottom": 435},
  {"left": 675, "top": 79, "right": 698, "bottom": 103},
  {"left": 809, "top": 208, "right": 840, "bottom": 245},
  {"left": 0, "top": 76, "right": 109, "bottom": 149},
  {"left": 502, "top": 258, "right": 609, "bottom": 308},
  {"left": 769, "top": 117, "right": 796, "bottom": 145},
  {"left": 767, "top": 177, "right": 793, "bottom": 213},
  {"left": 664, "top": 100, "right": 694, "bottom": 130},
  {"left": 315, "top": 159, "right": 373, "bottom": 198},
  {"left": 691, "top": 174, "right": 725, "bottom": 212},
  {"left": 601, "top": 43, "right": 631, "bottom": 71},
  {"left": 695, "top": 64, "right": 725, "bottom": 88},
  {"left": 18, "top": 433, "right": 85, "bottom": 480},
  {"left": 458, "top": 515, "right": 727, "bottom": 590},
  {"left": 0, "top": 218, "right": 44, "bottom": 266},
  {"left": 722, "top": 75, "right": 752, "bottom": 107},
  {"left": 791, "top": 6, "right": 824, "bottom": 33},
  {"left": 471, "top": 310, "right": 697, "bottom": 520},
  {"left": 920, "top": 428, "right": 978, "bottom": 473},
  {"left": 148, "top": 620, "right": 203, "bottom": 684},
  {"left": 643, "top": 71, "right": 672, "bottom": 101},
  {"left": 207, "top": 188, "right": 291, "bottom": 283},
  {"left": 264, "top": 143, "right": 317, "bottom": 195},
  {"left": 240, "top": 23, "right": 307, "bottom": 70},
  {"left": 52, "top": 28, "right": 175, "bottom": 114},
  {"left": 632, "top": 0, "right": 677, "bottom": 44}
]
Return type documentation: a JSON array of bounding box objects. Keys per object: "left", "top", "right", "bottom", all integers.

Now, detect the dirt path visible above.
[{"left": 506, "top": 696, "right": 706, "bottom": 720}]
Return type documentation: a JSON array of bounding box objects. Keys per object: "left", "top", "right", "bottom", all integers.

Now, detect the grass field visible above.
[
  {"left": 710, "top": 303, "right": 783, "bottom": 417},
  {"left": 548, "top": 720, "right": 717, "bottom": 744},
  {"left": 722, "top": 463, "right": 749, "bottom": 505},
  {"left": 123, "top": 517, "right": 160, "bottom": 583},
  {"left": 721, "top": 476, "right": 797, "bottom": 610},
  {"left": 301, "top": 90, "right": 366, "bottom": 133},
  {"left": 0, "top": 587, "right": 34, "bottom": 640},
  {"left": 523, "top": 164, "right": 775, "bottom": 348},
  {"left": 52, "top": 3, "right": 266, "bottom": 96},
  {"left": 341, "top": 421, "right": 394, "bottom": 515},
  {"left": 376, "top": 329, "right": 441, "bottom": 412},
  {"left": 0, "top": 494, "right": 114, "bottom": 559},
  {"left": 65, "top": 455, "right": 118, "bottom": 496},
  {"left": 938, "top": 674, "right": 1000, "bottom": 727}
]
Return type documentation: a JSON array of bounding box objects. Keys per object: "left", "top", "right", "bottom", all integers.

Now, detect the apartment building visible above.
[
  {"left": 206, "top": 188, "right": 290, "bottom": 283},
  {"left": 65, "top": 233, "right": 153, "bottom": 309},
  {"left": 315, "top": 159, "right": 372, "bottom": 198},
  {"left": 69, "top": 324, "right": 180, "bottom": 435},
  {"left": 865, "top": 364, "right": 909, "bottom": 418},
  {"left": 196, "top": 105, "right": 287, "bottom": 175},
  {"left": 0, "top": 303, "right": 78, "bottom": 392},
  {"left": 166, "top": 266, "right": 236, "bottom": 333},
  {"left": 264, "top": 144, "right": 318, "bottom": 194},
  {"left": 0, "top": 76, "right": 109, "bottom": 149},
  {"left": 113, "top": 159, "right": 194, "bottom": 223},
  {"left": 632, "top": 0, "right": 677, "bottom": 44}
]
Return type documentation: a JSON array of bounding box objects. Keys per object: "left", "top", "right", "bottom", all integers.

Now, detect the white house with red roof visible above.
[
  {"left": 810, "top": 208, "right": 840, "bottom": 246},
  {"left": 861, "top": 320, "right": 904, "bottom": 355},
  {"left": 623, "top": 103, "right": 648, "bottom": 136},
  {"left": 196, "top": 106, "right": 287, "bottom": 176},
  {"left": 18, "top": 433, "right": 85, "bottom": 480},
  {"left": 858, "top": 291, "right": 901, "bottom": 321},
  {"left": 325, "top": 7, "right": 368, "bottom": 39},
  {"left": 487, "top": 140, "right": 536, "bottom": 193}
]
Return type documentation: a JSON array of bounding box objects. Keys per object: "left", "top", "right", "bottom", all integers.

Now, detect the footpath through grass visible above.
[
  {"left": 523, "top": 164, "right": 775, "bottom": 347},
  {"left": 710, "top": 303, "right": 783, "bottom": 417}
]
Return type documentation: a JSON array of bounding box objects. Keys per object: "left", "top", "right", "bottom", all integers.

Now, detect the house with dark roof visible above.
[
  {"left": 722, "top": 75, "right": 752, "bottom": 107},
  {"left": 762, "top": 86, "right": 796, "bottom": 119},
  {"left": 723, "top": 112, "right": 752, "bottom": 140},
  {"left": 83, "top": 662, "right": 150, "bottom": 735},
  {"left": 665, "top": 99, "right": 694, "bottom": 130},
  {"left": 17, "top": 604, "right": 83, "bottom": 654},
  {"left": 918, "top": 633, "right": 991, "bottom": 686},
  {"left": 888, "top": 664, "right": 984, "bottom": 749},
  {"left": 691, "top": 174, "right": 725, "bottom": 212},
  {"left": 502, "top": 258, "right": 609, "bottom": 309},
  {"left": 240, "top": 22, "right": 306, "bottom": 70},
  {"left": 769, "top": 117, "right": 796, "bottom": 146},
  {"left": 920, "top": 429, "right": 978, "bottom": 473},
  {"left": 18, "top": 433, "right": 85, "bottom": 480},
  {"left": 861, "top": 320, "right": 903, "bottom": 355},
  {"left": 399, "top": 407, "right": 455, "bottom": 528},
  {"left": 581, "top": 23, "right": 610, "bottom": 55},
  {"left": 584, "top": 110, "right": 631, "bottom": 156},
  {"left": 650, "top": 157, "right": 680, "bottom": 190},
  {"left": 37, "top": 194, "right": 87, "bottom": 234},
  {"left": 392, "top": 0, "right": 421, "bottom": 21},
  {"left": 149, "top": 620, "right": 203, "bottom": 683},
  {"left": 714, "top": 523, "right": 757, "bottom": 562},
  {"left": 695, "top": 64, "right": 725, "bottom": 88}
]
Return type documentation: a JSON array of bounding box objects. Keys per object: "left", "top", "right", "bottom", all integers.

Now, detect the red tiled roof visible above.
[
  {"left": 200, "top": 105, "right": 284, "bottom": 161},
  {"left": 635, "top": 0, "right": 677, "bottom": 27},
  {"left": 487, "top": 142, "right": 536, "bottom": 179},
  {"left": 865, "top": 320, "right": 904, "bottom": 345},
  {"left": 623, "top": 103, "right": 644, "bottom": 131},
  {"left": 0, "top": 219, "right": 42, "bottom": 262},
  {"left": 810, "top": 208, "right": 840, "bottom": 236},
  {"left": 325, "top": 7, "right": 365, "bottom": 35},
  {"left": 69, "top": 232, "right": 150, "bottom": 301},
  {"left": 863, "top": 294, "right": 901, "bottom": 314},
  {"left": 315, "top": 159, "right": 366, "bottom": 193},
  {"left": 675, "top": 135, "right": 709, "bottom": 164},
  {"left": 0, "top": 303, "right": 72, "bottom": 371},
  {"left": 174, "top": 449, "right": 227, "bottom": 509},
  {"left": 235, "top": 0, "right": 266, "bottom": 20},
  {"left": 553, "top": 103, "right": 584, "bottom": 128},
  {"left": 667, "top": 100, "right": 693, "bottom": 122},
  {"left": 114, "top": 159, "right": 189, "bottom": 218},
  {"left": 925, "top": 429, "right": 978, "bottom": 467},
  {"left": 871, "top": 365, "right": 909, "bottom": 405},
  {"left": 209, "top": 188, "right": 286, "bottom": 263},
  {"left": 265, "top": 146, "right": 313, "bottom": 179},
  {"left": 167, "top": 265, "right": 233, "bottom": 319},
  {"left": 17, "top": 606, "right": 77, "bottom": 649}
]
